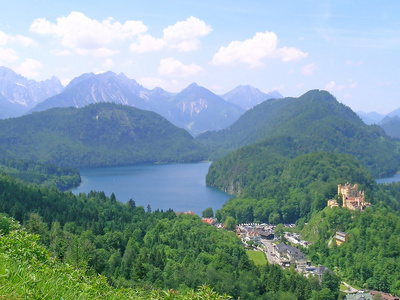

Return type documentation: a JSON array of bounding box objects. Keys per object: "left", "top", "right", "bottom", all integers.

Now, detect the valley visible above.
[{"left": 0, "top": 69, "right": 400, "bottom": 299}]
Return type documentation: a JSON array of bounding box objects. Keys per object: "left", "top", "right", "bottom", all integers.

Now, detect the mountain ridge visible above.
[
  {"left": 222, "top": 85, "right": 283, "bottom": 110},
  {"left": 200, "top": 89, "right": 400, "bottom": 180},
  {"left": 0, "top": 102, "right": 206, "bottom": 168}
]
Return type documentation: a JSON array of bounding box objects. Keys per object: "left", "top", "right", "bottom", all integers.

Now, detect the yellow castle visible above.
[{"left": 327, "top": 183, "right": 371, "bottom": 211}]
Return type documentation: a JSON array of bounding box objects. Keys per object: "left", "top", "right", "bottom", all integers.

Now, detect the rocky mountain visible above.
[
  {"left": 31, "top": 71, "right": 152, "bottom": 112},
  {"left": 31, "top": 73, "right": 244, "bottom": 136},
  {"left": 0, "top": 66, "right": 63, "bottom": 118},
  {"left": 222, "top": 85, "right": 283, "bottom": 110},
  {"left": 0, "top": 102, "right": 206, "bottom": 168},
  {"left": 167, "top": 83, "right": 245, "bottom": 135}
]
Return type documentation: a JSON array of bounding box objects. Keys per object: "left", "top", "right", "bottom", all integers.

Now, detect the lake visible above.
[
  {"left": 71, "top": 162, "right": 232, "bottom": 215},
  {"left": 376, "top": 173, "right": 400, "bottom": 184}
]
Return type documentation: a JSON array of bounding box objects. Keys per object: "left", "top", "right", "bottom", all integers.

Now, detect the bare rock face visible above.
[{"left": 0, "top": 66, "right": 63, "bottom": 118}]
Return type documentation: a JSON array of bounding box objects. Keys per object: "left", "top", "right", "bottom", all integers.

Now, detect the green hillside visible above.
[
  {"left": 212, "top": 152, "right": 376, "bottom": 223},
  {"left": 0, "top": 159, "right": 81, "bottom": 191},
  {"left": 0, "top": 173, "right": 333, "bottom": 299},
  {"left": 199, "top": 90, "right": 400, "bottom": 178},
  {"left": 301, "top": 206, "right": 400, "bottom": 295},
  {"left": 0, "top": 102, "right": 206, "bottom": 168}
]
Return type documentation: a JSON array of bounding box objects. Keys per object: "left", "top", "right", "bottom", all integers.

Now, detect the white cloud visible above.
[
  {"left": 325, "top": 81, "right": 336, "bottom": 91},
  {"left": 60, "top": 78, "right": 70, "bottom": 87},
  {"left": 302, "top": 63, "right": 317, "bottom": 75},
  {"left": 159, "top": 57, "right": 204, "bottom": 77},
  {"left": 349, "top": 79, "right": 358, "bottom": 89},
  {"left": 102, "top": 58, "right": 114, "bottom": 68},
  {"left": 130, "top": 35, "right": 167, "bottom": 53},
  {"left": 325, "top": 80, "right": 345, "bottom": 92},
  {"left": 163, "top": 16, "right": 212, "bottom": 51},
  {"left": 76, "top": 47, "right": 118, "bottom": 57},
  {"left": 277, "top": 46, "right": 308, "bottom": 62},
  {"left": 30, "top": 11, "right": 147, "bottom": 56},
  {"left": 0, "top": 48, "right": 19, "bottom": 63},
  {"left": 13, "top": 58, "right": 42, "bottom": 78},
  {"left": 343, "top": 94, "right": 352, "bottom": 99},
  {"left": 211, "top": 31, "right": 307, "bottom": 68},
  {"left": 51, "top": 49, "right": 71, "bottom": 56},
  {"left": 139, "top": 76, "right": 181, "bottom": 92},
  {"left": 0, "top": 30, "right": 35, "bottom": 47},
  {"left": 346, "top": 60, "right": 363, "bottom": 66},
  {"left": 130, "top": 16, "right": 212, "bottom": 53}
]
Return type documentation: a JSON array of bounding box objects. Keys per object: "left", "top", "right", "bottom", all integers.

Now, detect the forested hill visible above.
[
  {"left": 301, "top": 206, "right": 400, "bottom": 295},
  {"left": 0, "top": 103, "right": 206, "bottom": 168},
  {"left": 0, "top": 173, "right": 335, "bottom": 299},
  {"left": 199, "top": 89, "right": 400, "bottom": 177},
  {"left": 211, "top": 152, "right": 376, "bottom": 224}
]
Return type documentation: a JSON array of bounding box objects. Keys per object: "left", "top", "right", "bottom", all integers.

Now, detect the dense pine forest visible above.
[
  {"left": 0, "top": 174, "right": 339, "bottom": 299},
  {"left": 0, "top": 103, "right": 207, "bottom": 168},
  {"left": 210, "top": 152, "right": 375, "bottom": 224}
]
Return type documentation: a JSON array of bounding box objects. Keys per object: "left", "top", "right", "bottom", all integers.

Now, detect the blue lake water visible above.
[
  {"left": 71, "top": 162, "right": 232, "bottom": 215},
  {"left": 376, "top": 173, "right": 400, "bottom": 184}
]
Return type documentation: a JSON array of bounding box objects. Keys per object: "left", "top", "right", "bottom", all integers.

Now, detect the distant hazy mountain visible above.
[
  {"left": 0, "top": 102, "right": 206, "bottom": 168},
  {"left": 167, "top": 83, "right": 245, "bottom": 135},
  {"left": 198, "top": 90, "right": 400, "bottom": 178},
  {"left": 357, "top": 111, "right": 385, "bottom": 125},
  {"left": 387, "top": 107, "right": 400, "bottom": 118},
  {"left": 0, "top": 66, "right": 63, "bottom": 118},
  {"left": 379, "top": 115, "right": 400, "bottom": 139},
  {"left": 31, "top": 73, "right": 244, "bottom": 135},
  {"left": 222, "top": 85, "right": 283, "bottom": 110}
]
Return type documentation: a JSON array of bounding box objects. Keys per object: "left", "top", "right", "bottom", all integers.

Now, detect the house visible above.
[
  {"left": 245, "top": 230, "right": 261, "bottom": 244},
  {"left": 335, "top": 231, "right": 348, "bottom": 246},
  {"left": 274, "top": 242, "right": 308, "bottom": 271},
  {"left": 202, "top": 218, "right": 216, "bottom": 225},
  {"left": 313, "top": 265, "right": 332, "bottom": 282},
  {"left": 176, "top": 211, "right": 195, "bottom": 215},
  {"left": 327, "top": 199, "right": 340, "bottom": 208},
  {"left": 370, "top": 291, "right": 399, "bottom": 300},
  {"left": 258, "top": 230, "right": 274, "bottom": 240},
  {"left": 345, "top": 292, "right": 373, "bottom": 300}
]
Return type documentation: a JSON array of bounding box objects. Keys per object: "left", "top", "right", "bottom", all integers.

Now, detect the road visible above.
[
  {"left": 342, "top": 281, "right": 358, "bottom": 294},
  {"left": 260, "top": 240, "right": 280, "bottom": 265}
]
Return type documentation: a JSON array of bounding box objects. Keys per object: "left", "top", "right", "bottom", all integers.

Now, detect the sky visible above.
[{"left": 0, "top": 0, "right": 399, "bottom": 114}]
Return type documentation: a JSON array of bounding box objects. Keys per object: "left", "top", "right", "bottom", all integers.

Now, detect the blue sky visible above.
[{"left": 0, "top": 0, "right": 399, "bottom": 113}]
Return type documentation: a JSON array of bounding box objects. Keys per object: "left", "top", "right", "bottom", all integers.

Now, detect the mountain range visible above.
[
  {"left": 0, "top": 67, "right": 281, "bottom": 135},
  {"left": 221, "top": 85, "right": 283, "bottom": 110},
  {"left": 0, "top": 66, "right": 63, "bottom": 118}
]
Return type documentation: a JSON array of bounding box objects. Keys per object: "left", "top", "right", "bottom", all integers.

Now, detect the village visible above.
[{"left": 200, "top": 183, "right": 398, "bottom": 300}]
